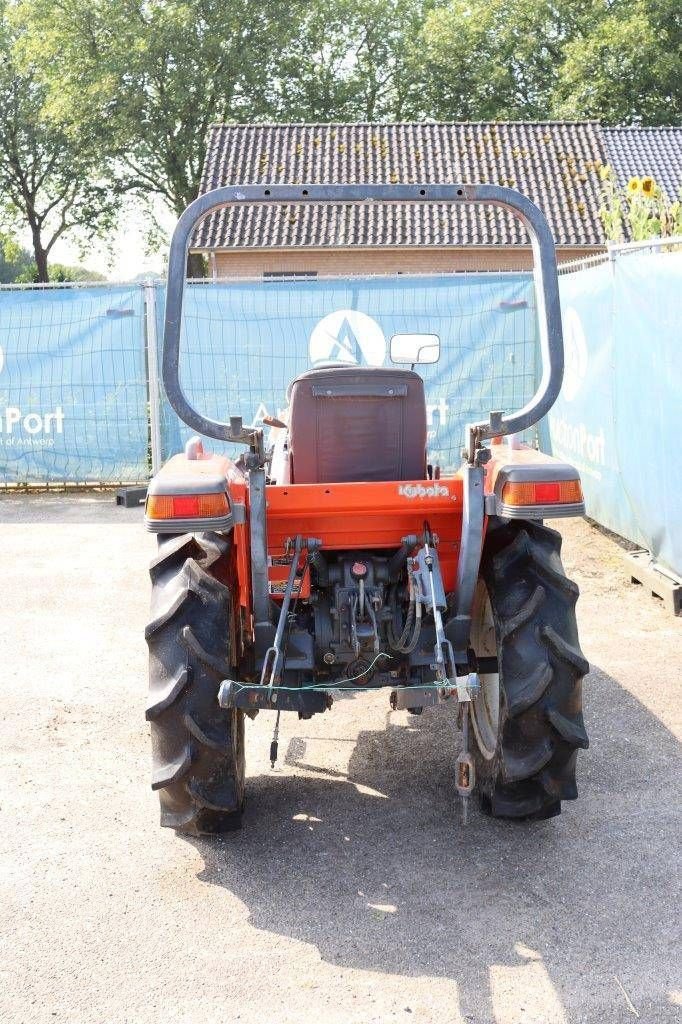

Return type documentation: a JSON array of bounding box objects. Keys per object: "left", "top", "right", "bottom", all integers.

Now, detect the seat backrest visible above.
[{"left": 288, "top": 366, "right": 427, "bottom": 484}]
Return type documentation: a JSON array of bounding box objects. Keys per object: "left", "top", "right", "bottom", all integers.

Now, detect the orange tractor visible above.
[{"left": 145, "top": 184, "right": 588, "bottom": 835}]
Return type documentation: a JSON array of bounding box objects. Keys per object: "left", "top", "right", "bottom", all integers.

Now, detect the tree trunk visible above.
[
  {"left": 34, "top": 247, "right": 49, "bottom": 283},
  {"left": 186, "top": 252, "right": 206, "bottom": 279},
  {"left": 30, "top": 223, "right": 49, "bottom": 283}
]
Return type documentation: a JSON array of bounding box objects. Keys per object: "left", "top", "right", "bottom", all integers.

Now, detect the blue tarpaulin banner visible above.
[
  {"left": 545, "top": 249, "right": 682, "bottom": 576},
  {"left": 156, "top": 273, "right": 539, "bottom": 472},
  {"left": 0, "top": 286, "right": 148, "bottom": 483}
]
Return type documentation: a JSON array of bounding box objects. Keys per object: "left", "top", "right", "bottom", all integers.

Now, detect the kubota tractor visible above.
[{"left": 144, "top": 183, "right": 589, "bottom": 835}]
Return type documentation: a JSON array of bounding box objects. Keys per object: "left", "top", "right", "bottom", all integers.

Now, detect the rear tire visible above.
[
  {"left": 145, "top": 532, "right": 245, "bottom": 835},
  {"left": 471, "top": 520, "right": 589, "bottom": 819}
]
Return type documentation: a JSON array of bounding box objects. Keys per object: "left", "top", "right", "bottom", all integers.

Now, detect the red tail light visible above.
[
  {"left": 501, "top": 480, "right": 583, "bottom": 507},
  {"left": 146, "top": 492, "right": 229, "bottom": 520}
]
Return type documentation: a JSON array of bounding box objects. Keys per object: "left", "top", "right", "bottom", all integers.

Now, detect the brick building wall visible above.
[{"left": 206, "top": 246, "right": 599, "bottom": 278}]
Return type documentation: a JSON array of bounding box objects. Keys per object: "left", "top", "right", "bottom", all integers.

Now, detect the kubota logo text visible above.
[{"left": 399, "top": 483, "right": 449, "bottom": 498}]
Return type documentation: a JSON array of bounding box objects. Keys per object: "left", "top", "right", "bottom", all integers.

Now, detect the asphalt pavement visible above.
[{"left": 0, "top": 494, "right": 679, "bottom": 1024}]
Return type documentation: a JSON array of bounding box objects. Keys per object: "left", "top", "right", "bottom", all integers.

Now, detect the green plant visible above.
[
  {"left": 598, "top": 165, "right": 624, "bottom": 243},
  {"left": 599, "top": 167, "right": 682, "bottom": 243}
]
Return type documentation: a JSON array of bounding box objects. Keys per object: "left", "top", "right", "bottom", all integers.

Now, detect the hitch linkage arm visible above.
[
  {"left": 413, "top": 538, "right": 478, "bottom": 703},
  {"left": 263, "top": 534, "right": 305, "bottom": 695}
]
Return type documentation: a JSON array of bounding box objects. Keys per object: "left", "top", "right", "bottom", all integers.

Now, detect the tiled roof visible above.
[
  {"left": 193, "top": 122, "right": 609, "bottom": 250},
  {"left": 603, "top": 126, "right": 682, "bottom": 201}
]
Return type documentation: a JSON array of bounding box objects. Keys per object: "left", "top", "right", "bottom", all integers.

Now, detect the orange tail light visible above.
[
  {"left": 501, "top": 479, "right": 583, "bottom": 507},
  {"left": 146, "top": 492, "right": 230, "bottom": 520}
]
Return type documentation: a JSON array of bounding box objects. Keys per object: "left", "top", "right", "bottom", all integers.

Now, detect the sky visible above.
[{"left": 21, "top": 198, "right": 175, "bottom": 281}]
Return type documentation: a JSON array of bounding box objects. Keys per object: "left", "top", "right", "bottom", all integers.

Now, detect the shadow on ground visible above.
[{"left": 188, "top": 666, "right": 680, "bottom": 1022}]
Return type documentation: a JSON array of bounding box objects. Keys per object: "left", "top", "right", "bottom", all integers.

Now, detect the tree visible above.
[
  {"left": 0, "top": 4, "right": 119, "bottom": 281},
  {"left": 19, "top": 260, "right": 108, "bottom": 283},
  {"left": 16, "top": 0, "right": 301, "bottom": 217},
  {"left": 271, "top": 0, "right": 431, "bottom": 122},
  {"left": 409, "top": 0, "right": 590, "bottom": 121},
  {"left": 0, "top": 229, "right": 105, "bottom": 282},
  {"left": 10, "top": 0, "right": 675, "bottom": 285},
  {"left": 0, "top": 230, "right": 32, "bottom": 282},
  {"left": 556, "top": 1, "right": 682, "bottom": 125},
  {"left": 409, "top": 0, "right": 681, "bottom": 125}
]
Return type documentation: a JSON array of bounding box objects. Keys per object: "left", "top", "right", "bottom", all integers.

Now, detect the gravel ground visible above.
[{"left": 0, "top": 494, "right": 680, "bottom": 1024}]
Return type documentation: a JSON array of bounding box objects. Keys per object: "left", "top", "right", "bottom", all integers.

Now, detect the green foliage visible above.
[
  {"left": 410, "top": 0, "right": 588, "bottom": 120},
  {"left": 557, "top": 1, "right": 682, "bottom": 125},
  {"left": 15, "top": 262, "right": 107, "bottom": 283},
  {"left": 0, "top": 2, "right": 119, "bottom": 280},
  {"left": 0, "top": 229, "right": 104, "bottom": 281},
  {"left": 15, "top": 0, "right": 434, "bottom": 213},
  {"left": 1, "top": 0, "right": 679, "bottom": 274},
  {"left": 597, "top": 166, "right": 625, "bottom": 244},
  {"left": 0, "top": 231, "right": 33, "bottom": 282},
  {"left": 269, "top": 0, "right": 431, "bottom": 122},
  {"left": 599, "top": 168, "right": 682, "bottom": 243},
  {"left": 15, "top": 0, "right": 301, "bottom": 215},
  {"left": 411, "top": 0, "right": 681, "bottom": 124}
]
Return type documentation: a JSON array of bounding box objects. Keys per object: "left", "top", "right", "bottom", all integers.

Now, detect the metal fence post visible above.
[{"left": 144, "top": 281, "right": 162, "bottom": 476}]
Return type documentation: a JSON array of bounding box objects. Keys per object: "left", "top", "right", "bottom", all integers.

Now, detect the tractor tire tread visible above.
[
  {"left": 146, "top": 667, "right": 189, "bottom": 721},
  {"left": 505, "top": 662, "right": 553, "bottom": 716},
  {"left": 181, "top": 624, "right": 234, "bottom": 679},
  {"left": 502, "top": 736, "right": 554, "bottom": 782},
  {"left": 476, "top": 520, "right": 588, "bottom": 820},
  {"left": 546, "top": 707, "right": 589, "bottom": 748},
  {"left": 183, "top": 711, "right": 233, "bottom": 752},
  {"left": 146, "top": 531, "right": 245, "bottom": 835},
  {"left": 151, "top": 746, "right": 192, "bottom": 790},
  {"left": 541, "top": 624, "right": 590, "bottom": 675},
  {"left": 498, "top": 584, "right": 545, "bottom": 639}
]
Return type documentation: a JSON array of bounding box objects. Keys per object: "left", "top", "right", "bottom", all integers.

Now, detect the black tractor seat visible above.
[{"left": 287, "top": 365, "right": 428, "bottom": 484}]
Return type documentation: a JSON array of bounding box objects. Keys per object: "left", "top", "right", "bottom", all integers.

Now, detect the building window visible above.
[{"left": 263, "top": 270, "right": 318, "bottom": 281}]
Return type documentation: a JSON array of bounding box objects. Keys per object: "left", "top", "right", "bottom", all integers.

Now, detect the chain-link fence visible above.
[
  {"left": 0, "top": 282, "right": 150, "bottom": 485},
  {"left": 159, "top": 271, "right": 540, "bottom": 472},
  {"left": 0, "top": 270, "right": 541, "bottom": 487}
]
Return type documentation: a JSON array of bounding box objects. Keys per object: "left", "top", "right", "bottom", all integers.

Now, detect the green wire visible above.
[
  {"left": 230, "top": 651, "right": 461, "bottom": 695},
  {"left": 231, "top": 682, "right": 458, "bottom": 694}
]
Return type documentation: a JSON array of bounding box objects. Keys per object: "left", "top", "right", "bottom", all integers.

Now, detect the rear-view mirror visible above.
[{"left": 389, "top": 333, "right": 440, "bottom": 365}]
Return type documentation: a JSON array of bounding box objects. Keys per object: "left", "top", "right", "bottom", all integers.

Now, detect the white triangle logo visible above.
[{"left": 309, "top": 309, "right": 386, "bottom": 367}]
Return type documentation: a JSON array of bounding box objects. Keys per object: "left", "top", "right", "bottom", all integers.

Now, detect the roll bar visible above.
[{"left": 162, "top": 184, "right": 564, "bottom": 461}]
